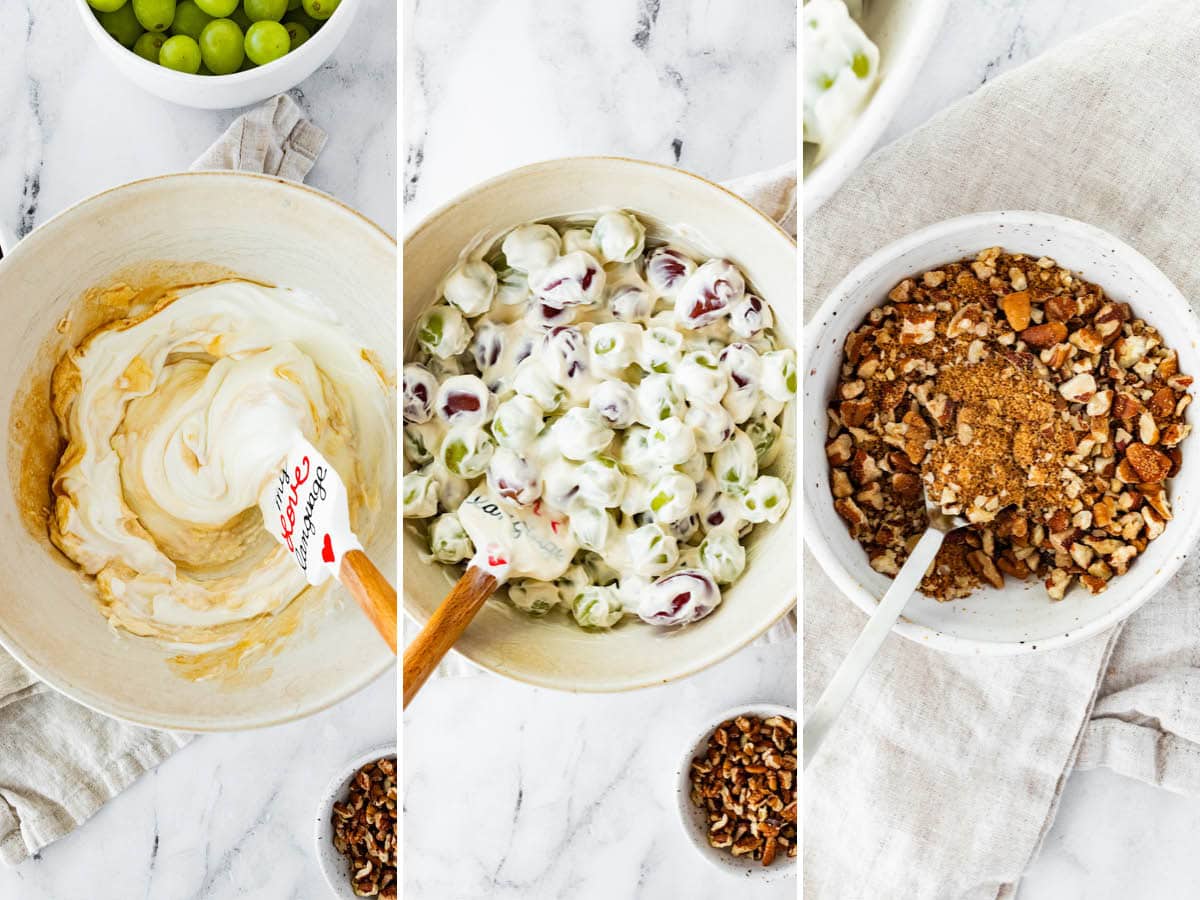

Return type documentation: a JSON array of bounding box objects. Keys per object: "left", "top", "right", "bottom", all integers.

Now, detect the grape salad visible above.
[{"left": 404, "top": 211, "right": 794, "bottom": 630}]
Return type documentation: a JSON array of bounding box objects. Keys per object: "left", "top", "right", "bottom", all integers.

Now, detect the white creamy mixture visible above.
[
  {"left": 403, "top": 212, "right": 794, "bottom": 629},
  {"left": 50, "top": 280, "right": 392, "bottom": 644},
  {"left": 803, "top": 0, "right": 880, "bottom": 151}
]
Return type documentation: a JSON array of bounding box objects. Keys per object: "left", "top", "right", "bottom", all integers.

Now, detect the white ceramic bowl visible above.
[
  {"left": 74, "top": 0, "right": 360, "bottom": 109},
  {"left": 314, "top": 744, "right": 397, "bottom": 900},
  {"left": 804, "top": 211, "right": 1200, "bottom": 654},
  {"left": 403, "top": 157, "right": 797, "bottom": 692},
  {"left": 804, "top": 0, "right": 950, "bottom": 215},
  {"left": 674, "top": 703, "right": 797, "bottom": 882},
  {"left": 0, "top": 172, "right": 396, "bottom": 729}
]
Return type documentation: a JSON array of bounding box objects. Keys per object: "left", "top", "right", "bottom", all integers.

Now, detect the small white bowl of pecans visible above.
[
  {"left": 315, "top": 745, "right": 398, "bottom": 900},
  {"left": 676, "top": 704, "right": 798, "bottom": 881},
  {"left": 805, "top": 211, "right": 1200, "bottom": 653}
]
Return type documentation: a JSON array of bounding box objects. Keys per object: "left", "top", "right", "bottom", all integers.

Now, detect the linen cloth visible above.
[
  {"left": 415, "top": 160, "right": 798, "bottom": 680},
  {"left": 0, "top": 94, "right": 327, "bottom": 867},
  {"left": 804, "top": 1, "right": 1200, "bottom": 897}
]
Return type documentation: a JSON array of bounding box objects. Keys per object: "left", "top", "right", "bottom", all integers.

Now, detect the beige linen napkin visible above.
[
  {"left": 804, "top": 1, "right": 1200, "bottom": 897},
  {"left": 414, "top": 160, "right": 798, "bottom": 680},
  {"left": 0, "top": 94, "right": 326, "bottom": 867}
]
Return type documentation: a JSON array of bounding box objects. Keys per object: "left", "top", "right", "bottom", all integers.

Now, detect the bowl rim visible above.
[
  {"left": 673, "top": 702, "right": 798, "bottom": 882},
  {"left": 803, "top": 0, "right": 952, "bottom": 217},
  {"left": 0, "top": 170, "right": 397, "bottom": 732},
  {"left": 404, "top": 155, "right": 796, "bottom": 248},
  {"left": 313, "top": 742, "right": 398, "bottom": 900},
  {"left": 73, "top": 0, "right": 357, "bottom": 85},
  {"left": 803, "top": 209, "right": 1200, "bottom": 655},
  {"left": 402, "top": 155, "right": 797, "bottom": 693}
]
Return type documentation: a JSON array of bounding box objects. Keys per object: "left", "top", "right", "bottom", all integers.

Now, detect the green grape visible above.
[
  {"left": 193, "top": 0, "right": 237, "bottom": 14},
  {"left": 132, "top": 0, "right": 176, "bottom": 32},
  {"left": 158, "top": 33, "right": 202, "bottom": 72},
  {"left": 97, "top": 4, "right": 144, "bottom": 47},
  {"left": 243, "top": 20, "right": 289, "bottom": 64},
  {"left": 170, "top": 0, "right": 211, "bottom": 38},
  {"left": 199, "top": 18, "right": 244, "bottom": 74},
  {"left": 301, "top": 0, "right": 338, "bottom": 20},
  {"left": 282, "top": 19, "right": 310, "bottom": 48},
  {"left": 287, "top": 0, "right": 301, "bottom": 8},
  {"left": 88, "top": 0, "right": 128, "bottom": 12},
  {"left": 244, "top": 0, "right": 287, "bottom": 21},
  {"left": 132, "top": 30, "right": 167, "bottom": 61}
]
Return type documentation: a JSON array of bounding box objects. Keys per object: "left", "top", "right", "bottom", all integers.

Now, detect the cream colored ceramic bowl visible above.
[
  {"left": 804, "top": 211, "right": 1200, "bottom": 653},
  {"left": 804, "top": 0, "right": 950, "bottom": 215},
  {"left": 0, "top": 172, "right": 396, "bottom": 730},
  {"left": 403, "top": 157, "right": 797, "bottom": 691},
  {"left": 74, "top": 0, "right": 360, "bottom": 110}
]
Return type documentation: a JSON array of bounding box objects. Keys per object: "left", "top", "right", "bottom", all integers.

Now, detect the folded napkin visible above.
[
  {"left": 0, "top": 94, "right": 327, "bottom": 867},
  {"left": 804, "top": 1, "right": 1200, "bottom": 897},
  {"left": 412, "top": 160, "right": 798, "bottom": 681}
]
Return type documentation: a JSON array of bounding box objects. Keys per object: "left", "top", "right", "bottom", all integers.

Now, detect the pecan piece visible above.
[
  {"left": 1021, "top": 322, "right": 1068, "bottom": 349},
  {"left": 1125, "top": 443, "right": 1172, "bottom": 482}
]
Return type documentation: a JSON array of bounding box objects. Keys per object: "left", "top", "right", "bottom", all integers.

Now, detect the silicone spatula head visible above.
[
  {"left": 455, "top": 486, "right": 578, "bottom": 584},
  {"left": 259, "top": 436, "right": 361, "bottom": 584}
]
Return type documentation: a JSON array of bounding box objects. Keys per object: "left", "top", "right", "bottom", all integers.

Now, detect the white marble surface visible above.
[
  {"left": 404, "top": 645, "right": 796, "bottom": 900},
  {"left": 1, "top": 672, "right": 396, "bottom": 899},
  {"left": 403, "top": 0, "right": 797, "bottom": 223},
  {"left": 402, "top": 2, "right": 797, "bottom": 898},
  {"left": 0, "top": 1, "right": 396, "bottom": 898},
  {"left": 0, "top": 0, "right": 396, "bottom": 244},
  {"left": 826, "top": 1, "right": 1200, "bottom": 898}
]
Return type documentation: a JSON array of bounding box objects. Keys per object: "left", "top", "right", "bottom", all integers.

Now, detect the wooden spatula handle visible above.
[
  {"left": 402, "top": 565, "right": 498, "bottom": 708},
  {"left": 339, "top": 549, "right": 398, "bottom": 653}
]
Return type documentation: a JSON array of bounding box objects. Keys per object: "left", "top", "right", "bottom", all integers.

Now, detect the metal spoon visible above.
[{"left": 803, "top": 494, "right": 966, "bottom": 769}]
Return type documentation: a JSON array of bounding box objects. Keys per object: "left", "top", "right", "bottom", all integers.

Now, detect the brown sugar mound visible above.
[{"left": 826, "top": 248, "right": 1193, "bottom": 601}]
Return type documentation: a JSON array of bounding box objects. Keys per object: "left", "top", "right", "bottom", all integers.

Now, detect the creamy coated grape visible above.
[{"left": 404, "top": 212, "right": 793, "bottom": 629}]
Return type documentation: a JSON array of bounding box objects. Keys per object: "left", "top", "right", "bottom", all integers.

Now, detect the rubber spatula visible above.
[
  {"left": 262, "top": 436, "right": 397, "bottom": 653},
  {"left": 402, "top": 486, "right": 578, "bottom": 708}
]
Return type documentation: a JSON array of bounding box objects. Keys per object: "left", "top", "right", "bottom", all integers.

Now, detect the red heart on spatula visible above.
[{"left": 321, "top": 533, "right": 335, "bottom": 564}]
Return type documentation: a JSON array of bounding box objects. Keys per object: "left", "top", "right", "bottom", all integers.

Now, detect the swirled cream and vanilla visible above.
[{"left": 50, "top": 280, "right": 392, "bottom": 645}]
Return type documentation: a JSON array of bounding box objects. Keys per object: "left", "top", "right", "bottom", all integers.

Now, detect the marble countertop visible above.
[
  {"left": 0, "top": 0, "right": 396, "bottom": 244},
  {"left": 0, "top": 1, "right": 396, "bottom": 898}
]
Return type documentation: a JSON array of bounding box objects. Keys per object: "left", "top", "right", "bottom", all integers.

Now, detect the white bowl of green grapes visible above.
[{"left": 76, "top": 0, "right": 360, "bottom": 109}]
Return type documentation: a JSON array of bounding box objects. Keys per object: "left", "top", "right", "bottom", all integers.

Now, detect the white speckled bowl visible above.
[
  {"left": 804, "top": 211, "right": 1200, "bottom": 653},
  {"left": 804, "top": 0, "right": 951, "bottom": 215},
  {"left": 74, "top": 0, "right": 360, "bottom": 109},
  {"left": 0, "top": 172, "right": 396, "bottom": 729},
  {"left": 404, "top": 157, "right": 797, "bottom": 692},
  {"left": 314, "top": 744, "right": 397, "bottom": 900},
  {"left": 674, "top": 703, "right": 797, "bottom": 882}
]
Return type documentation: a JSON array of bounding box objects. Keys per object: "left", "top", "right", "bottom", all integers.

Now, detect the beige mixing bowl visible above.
[
  {"left": 0, "top": 172, "right": 396, "bottom": 731},
  {"left": 403, "top": 157, "right": 797, "bottom": 692}
]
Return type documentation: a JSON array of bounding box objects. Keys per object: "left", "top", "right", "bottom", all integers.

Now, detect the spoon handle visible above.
[
  {"left": 339, "top": 549, "right": 398, "bottom": 653},
  {"left": 803, "top": 527, "right": 948, "bottom": 769},
  {"left": 402, "top": 565, "right": 498, "bottom": 709}
]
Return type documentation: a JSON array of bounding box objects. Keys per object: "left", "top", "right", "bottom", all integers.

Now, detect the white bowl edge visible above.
[
  {"left": 674, "top": 702, "right": 798, "bottom": 883},
  {"left": 73, "top": 0, "right": 361, "bottom": 109},
  {"left": 804, "top": 0, "right": 951, "bottom": 216},
  {"left": 803, "top": 210, "right": 1200, "bottom": 654},
  {"left": 314, "top": 743, "right": 398, "bottom": 900}
]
